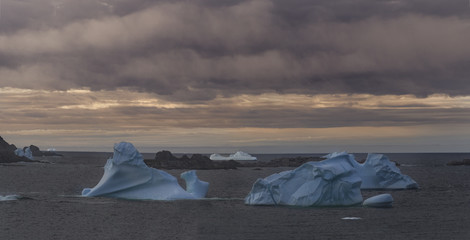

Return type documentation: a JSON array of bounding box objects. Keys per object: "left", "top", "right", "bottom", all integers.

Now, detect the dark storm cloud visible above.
[{"left": 1, "top": 0, "right": 470, "bottom": 101}]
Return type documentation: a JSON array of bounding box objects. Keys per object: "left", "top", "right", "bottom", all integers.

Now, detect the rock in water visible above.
[
  {"left": 363, "top": 194, "right": 394, "bottom": 208},
  {"left": 82, "top": 142, "right": 209, "bottom": 200},
  {"left": 245, "top": 155, "right": 363, "bottom": 207}
]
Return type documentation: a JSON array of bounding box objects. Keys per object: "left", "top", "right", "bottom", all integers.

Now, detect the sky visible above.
[{"left": 1, "top": 0, "right": 470, "bottom": 153}]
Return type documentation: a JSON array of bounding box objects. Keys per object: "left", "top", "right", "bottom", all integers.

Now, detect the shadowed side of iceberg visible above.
[{"left": 82, "top": 142, "right": 209, "bottom": 200}]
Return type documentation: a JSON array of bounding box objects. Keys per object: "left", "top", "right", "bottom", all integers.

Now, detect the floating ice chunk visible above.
[
  {"left": 363, "top": 193, "right": 393, "bottom": 208},
  {"left": 82, "top": 142, "right": 209, "bottom": 200},
  {"left": 210, "top": 151, "right": 257, "bottom": 161},
  {"left": 341, "top": 217, "right": 362, "bottom": 220},
  {"left": 245, "top": 155, "right": 363, "bottom": 207},
  {"left": 0, "top": 195, "right": 20, "bottom": 201},
  {"left": 358, "top": 154, "right": 418, "bottom": 189}
]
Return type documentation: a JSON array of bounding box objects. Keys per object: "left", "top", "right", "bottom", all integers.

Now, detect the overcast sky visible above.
[{"left": 1, "top": 0, "right": 470, "bottom": 153}]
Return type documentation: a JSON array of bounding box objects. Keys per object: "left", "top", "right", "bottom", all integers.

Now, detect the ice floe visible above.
[
  {"left": 82, "top": 142, "right": 209, "bottom": 200},
  {"left": 363, "top": 193, "right": 394, "bottom": 208},
  {"left": 0, "top": 195, "right": 21, "bottom": 201}
]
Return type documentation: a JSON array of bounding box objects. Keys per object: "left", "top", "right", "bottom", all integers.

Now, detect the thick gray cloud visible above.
[{"left": 1, "top": 0, "right": 470, "bottom": 101}]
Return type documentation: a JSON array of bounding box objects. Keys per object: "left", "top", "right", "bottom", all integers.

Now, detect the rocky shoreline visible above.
[{"left": 0, "top": 136, "right": 38, "bottom": 163}]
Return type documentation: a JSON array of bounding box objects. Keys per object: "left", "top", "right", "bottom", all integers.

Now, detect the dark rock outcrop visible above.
[
  {"left": 446, "top": 159, "right": 470, "bottom": 166},
  {"left": 241, "top": 156, "right": 323, "bottom": 168},
  {"left": 26, "top": 145, "right": 62, "bottom": 157},
  {"left": 145, "top": 150, "right": 242, "bottom": 170}
]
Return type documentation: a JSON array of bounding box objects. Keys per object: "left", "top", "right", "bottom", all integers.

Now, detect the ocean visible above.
[{"left": 1, "top": 152, "right": 469, "bottom": 239}]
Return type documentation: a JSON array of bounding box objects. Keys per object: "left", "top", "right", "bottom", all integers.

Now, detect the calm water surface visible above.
[{"left": 1, "top": 152, "right": 469, "bottom": 239}]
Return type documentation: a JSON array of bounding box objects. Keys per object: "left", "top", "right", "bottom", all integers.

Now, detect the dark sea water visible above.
[{"left": 1, "top": 152, "right": 469, "bottom": 239}]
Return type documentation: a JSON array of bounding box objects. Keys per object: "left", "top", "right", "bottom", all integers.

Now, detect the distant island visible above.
[{"left": 144, "top": 150, "right": 323, "bottom": 170}]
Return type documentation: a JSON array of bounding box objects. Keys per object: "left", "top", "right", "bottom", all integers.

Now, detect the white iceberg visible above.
[
  {"left": 210, "top": 151, "right": 257, "bottom": 161},
  {"left": 245, "top": 154, "right": 363, "bottom": 207},
  {"left": 324, "top": 152, "right": 418, "bottom": 189},
  {"left": 363, "top": 193, "right": 393, "bottom": 208},
  {"left": 14, "top": 147, "right": 33, "bottom": 160},
  {"left": 82, "top": 142, "right": 209, "bottom": 200}
]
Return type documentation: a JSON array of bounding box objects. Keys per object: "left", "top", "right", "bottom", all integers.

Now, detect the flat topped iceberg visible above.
[
  {"left": 82, "top": 142, "right": 209, "bottom": 200},
  {"left": 210, "top": 151, "right": 257, "bottom": 161},
  {"left": 245, "top": 155, "right": 363, "bottom": 207},
  {"left": 324, "top": 152, "right": 418, "bottom": 189}
]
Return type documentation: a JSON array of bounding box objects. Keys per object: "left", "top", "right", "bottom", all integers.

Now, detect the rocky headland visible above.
[{"left": 0, "top": 136, "right": 38, "bottom": 163}]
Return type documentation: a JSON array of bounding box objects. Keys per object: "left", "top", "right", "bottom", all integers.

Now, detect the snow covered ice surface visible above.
[
  {"left": 245, "top": 152, "right": 418, "bottom": 207},
  {"left": 245, "top": 154, "right": 363, "bottom": 207},
  {"left": 82, "top": 142, "right": 209, "bottom": 200},
  {"left": 210, "top": 151, "right": 257, "bottom": 161},
  {"left": 363, "top": 194, "right": 394, "bottom": 208}
]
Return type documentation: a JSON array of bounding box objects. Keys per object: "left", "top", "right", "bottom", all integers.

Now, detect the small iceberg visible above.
[
  {"left": 0, "top": 195, "right": 21, "bottom": 201},
  {"left": 245, "top": 155, "right": 363, "bottom": 207},
  {"left": 363, "top": 194, "right": 393, "bottom": 208},
  {"left": 14, "top": 147, "right": 33, "bottom": 160},
  {"left": 210, "top": 151, "right": 257, "bottom": 161},
  {"left": 82, "top": 142, "right": 209, "bottom": 200}
]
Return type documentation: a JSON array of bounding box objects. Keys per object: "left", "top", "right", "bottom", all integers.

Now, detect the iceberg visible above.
[
  {"left": 245, "top": 154, "right": 363, "bottom": 207},
  {"left": 82, "top": 142, "right": 209, "bottom": 200},
  {"left": 363, "top": 193, "right": 393, "bottom": 208},
  {"left": 14, "top": 147, "right": 34, "bottom": 160},
  {"left": 245, "top": 152, "right": 418, "bottom": 207},
  {"left": 324, "top": 152, "right": 418, "bottom": 189},
  {"left": 0, "top": 195, "right": 21, "bottom": 201},
  {"left": 210, "top": 151, "right": 257, "bottom": 161}
]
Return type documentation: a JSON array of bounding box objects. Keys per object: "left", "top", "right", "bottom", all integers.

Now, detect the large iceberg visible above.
[
  {"left": 323, "top": 152, "right": 418, "bottom": 189},
  {"left": 245, "top": 152, "right": 418, "bottom": 206},
  {"left": 245, "top": 155, "right": 363, "bottom": 206},
  {"left": 210, "top": 151, "right": 257, "bottom": 161},
  {"left": 82, "top": 142, "right": 209, "bottom": 200}
]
